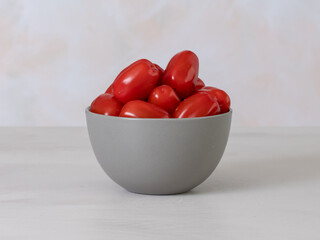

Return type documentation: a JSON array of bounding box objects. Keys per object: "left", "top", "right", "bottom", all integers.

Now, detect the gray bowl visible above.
[{"left": 85, "top": 107, "right": 232, "bottom": 195}]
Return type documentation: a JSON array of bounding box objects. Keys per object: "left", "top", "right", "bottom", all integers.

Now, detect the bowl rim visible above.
[{"left": 86, "top": 107, "right": 232, "bottom": 121}]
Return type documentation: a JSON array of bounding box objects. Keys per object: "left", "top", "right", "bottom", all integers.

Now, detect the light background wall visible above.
[{"left": 0, "top": 0, "right": 319, "bottom": 126}]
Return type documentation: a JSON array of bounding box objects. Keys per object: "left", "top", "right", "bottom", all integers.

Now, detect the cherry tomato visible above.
[
  {"left": 154, "top": 63, "right": 164, "bottom": 86},
  {"left": 113, "top": 59, "right": 160, "bottom": 104},
  {"left": 105, "top": 83, "right": 113, "bottom": 94},
  {"left": 197, "top": 86, "right": 231, "bottom": 113},
  {"left": 148, "top": 85, "right": 180, "bottom": 114},
  {"left": 173, "top": 92, "right": 220, "bottom": 118},
  {"left": 120, "top": 100, "right": 170, "bottom": 118},
  {"left": 90, "top": 93, "right": 123, "bottom": 116},
  {"left": 195, "top": 78, "right": 205, "bottom": 90},
  {"left": 154, "top": 64, "right": 164, "bottom": 76},
  {"left": 162, "top": 50, "right": 199, "bottom": 99}
]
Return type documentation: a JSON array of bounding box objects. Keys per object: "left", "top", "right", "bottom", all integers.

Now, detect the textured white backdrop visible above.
[{"left": 0, "top": 0, "right": 319, "bottom": 126}]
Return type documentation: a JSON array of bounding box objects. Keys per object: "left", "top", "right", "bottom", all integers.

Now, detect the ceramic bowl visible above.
[{"left": 86, "top": 107, "right": 232, "bottom": 195}]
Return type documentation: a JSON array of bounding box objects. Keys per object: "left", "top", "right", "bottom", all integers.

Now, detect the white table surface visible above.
[{"left": 0, "top": 127, "right": 319, "bottom": 239}]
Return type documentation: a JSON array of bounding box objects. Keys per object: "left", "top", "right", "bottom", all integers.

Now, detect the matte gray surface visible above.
[{"left": 86, "top": 108, "right": 232, "bottom": 194}]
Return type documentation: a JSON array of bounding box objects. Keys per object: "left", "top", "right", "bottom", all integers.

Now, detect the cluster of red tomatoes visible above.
[{"left": 90, "top": 50, "right": 230, "bottom": 118}]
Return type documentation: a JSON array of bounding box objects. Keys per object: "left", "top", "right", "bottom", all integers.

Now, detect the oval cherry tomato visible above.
[
  {"left": 195, "top": 78, "right": 205, "bottom": 90},
  {"left": 105, "top": 83, "right": 113, "bottom": 94},
  {"left": 120, "top": 100, "right": 170, "bottom": 118},
  {"left": 197, "top": 86, "right": 231, "bottom": 113},
  {"left": 154, "top": 63, "right": 164, "bottom": 86},
  {"left": 113, "top": 59, "right": 160, "bottom": 104},
  {"left": 148, "top": 85, "right": 180, "bottom": 114},
  {"left": 154, "top": 64, "right": 164, "bottom": 76},
  {"left": 162, "top": 50, "right": 199, "bottom": 99},
  {"left": 173, "top": 92, "right": 220, "bottom": 118},
  {"left": 90, "top": 93, "right": 123, "bottom": 116}
]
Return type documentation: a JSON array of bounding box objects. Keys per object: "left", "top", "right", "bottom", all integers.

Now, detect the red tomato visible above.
[
  {"left": 105, "top": 83, "right": 113, "bottom": 94},
  {"left": 195, "top": 78, "right": 205, "bottom": 90},
  {"left": 197, "top": 86, "right": 231, "bottom": 113},
  {"left": 148, "top": 85, "right": 180, "bottom": 114},
  {"left": 113, "top": 59, "right": 160, "bottom": 104},
  {"left": 120, "top": 100, "right": 170, "bottom": 118},
  {"left": 154, "top": 63, "right": 164, "bottom": 86},
  {"left": 173, "top": 92, "right": 220, "bottom": 118},
  {"left": 154, "top": 64, "right": 164, "bottom": 76},
  {"left": 90, "top": 93, "right": 123, "bottom": 116},
  {"left": 162, "top": 50, "right": 199, "bottom": 99}
]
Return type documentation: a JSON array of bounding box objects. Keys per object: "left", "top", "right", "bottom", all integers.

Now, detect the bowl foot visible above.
[{"left": 125, "top": 188, "right": 193, "bottom": 195}]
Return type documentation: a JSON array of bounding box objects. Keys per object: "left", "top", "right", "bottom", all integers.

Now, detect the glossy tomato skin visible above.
[
  {"left": 195, "top": 78, "right": 205, "bottom": 91},
  {"left": 154, "top": 64, "right": 164, "bottom": 86},
  {"left": 90, "top": 93, "right": 123, "bottom": 116},
  {"left": 148, "top": 85, "right": 180, "bottom": 114},
  {"left": 173, "top": 92, "right": 220, "bottom": 118},
  {"left": 113, "top": 59, "right": 160, "bottom": 104},
  {"left": 162, "top": 50, "right": 199, "bottom": 99},
  {"left": 120, "top": 100, "right": 170, "bottom": 118},
  {"left": 154, "top": 64, "right": 164, "bottom": 76},
  {"left": 105, "top": 83, "right": 113, "bottom": 94},
  {"left": 197, "top": 86, "right": 231, "bottom": 113}
]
